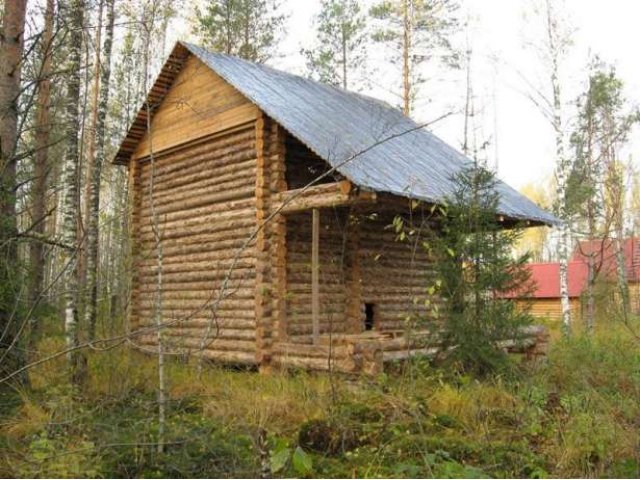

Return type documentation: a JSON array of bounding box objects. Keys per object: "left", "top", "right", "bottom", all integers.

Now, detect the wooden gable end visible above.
[{"left": 132, "top": 54, "right": 260, "bottom": 160}]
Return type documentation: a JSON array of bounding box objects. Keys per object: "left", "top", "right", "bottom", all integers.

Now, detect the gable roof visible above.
[
  {"left": 571, "top": 238, "right": 640, "bottom": 282},
  {"left": 114, "top": 41, "right": 558, "bottom": 226}
]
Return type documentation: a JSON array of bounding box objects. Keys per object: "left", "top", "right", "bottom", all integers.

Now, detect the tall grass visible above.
[{"left": 1, "top": 316, "right": 639, "bottom": 478}]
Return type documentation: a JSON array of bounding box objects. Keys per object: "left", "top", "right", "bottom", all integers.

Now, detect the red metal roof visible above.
[
  {"left": 501, "top": 261, "right": 589, "bottom": 299},
  {"left": 502, "top": 237, "right": 640, "bottom": 300},
  {"left": 571, "top": 238, "right": 640, "bottom": 282}
]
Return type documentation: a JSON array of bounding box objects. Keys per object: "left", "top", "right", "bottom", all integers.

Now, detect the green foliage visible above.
[
  {"left": 425, "top": 166, "right": 534, "bottom": 374},
  {"left": 567, "top": 59, "right": 640, "bottom": 225},
  {"left": 302, "top": 0, "right": 368, "bottom": 89},
  {"left": 3, "top": 316, "right": 639, "bottom": 478},
  {"left": 369, "top": 0, "right": 460, "bottom": 109},
  {"left": 193, "top": 0, "right": 286, "bottom": 63}
]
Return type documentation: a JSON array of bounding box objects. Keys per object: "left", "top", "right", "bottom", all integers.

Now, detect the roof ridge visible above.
[{"left": 180, "top": 41, "right": 397, "bottom": 111}]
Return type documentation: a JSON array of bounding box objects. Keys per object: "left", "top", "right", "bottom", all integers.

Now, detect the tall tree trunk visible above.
[
  {"left": 401, "top": 0, "right": 411, "bottom": 116},
  {"left": 546, "top": 0, "right": 571, "bottom": 336},
  {"left": 610, "top": 160, "right": 629, "bottom": 319},
  {"left": 0, "top": 0, "right": 28, "bottom": 375},
  {"left": 84, "top": 0, "right": 115, "bottom": 339},
  {"left": 29, "top": 0, "right": 56, "bottom": 313},
  {"left": 80, "top": 0, "right": 104, "bottom": 288},
  {"left": 140, "top": 0, "right": 166, "bottom": 452},
  {"left": 59, "top": 0, "right": 86, "bottom": 381},
  {"left": 341, "top": 23, "right": 347, "bottom": 90}
]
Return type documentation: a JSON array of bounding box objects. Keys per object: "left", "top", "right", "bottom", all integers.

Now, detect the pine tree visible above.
[
  {"left": 569, "top": 62, "right": 640, "bottom": 328},
  {"left": 29, "top": 0, "right": 56, "bottom": 313},
  {"left": 0, "top": 0, "right": 28, "bottom": 377},
  {"left": 193, "top": 0, "right": 286, "bottom": 63},
  {"left": 302, "top": 0, "right": 368, "bottom": 89},
  {"left": 370, "top": 0, "right": 459, "bottom": 115}
]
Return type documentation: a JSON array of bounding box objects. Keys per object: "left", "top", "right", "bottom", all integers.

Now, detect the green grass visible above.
[{"left": 1, "top": 316, "right": 639, "bottom": 478}]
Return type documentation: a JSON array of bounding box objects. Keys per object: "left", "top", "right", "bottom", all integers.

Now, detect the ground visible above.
[{"left": 1, "top": 316, "right": 639, "bottom": 478}]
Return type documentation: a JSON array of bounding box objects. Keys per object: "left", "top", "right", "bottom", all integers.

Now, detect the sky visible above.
[{"left": 169, "top": 0, "right": 640, "bottom": 192}]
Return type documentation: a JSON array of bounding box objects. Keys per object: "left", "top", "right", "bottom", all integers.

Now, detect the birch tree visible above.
[
  {"left": 58, "top": 0, "right": 86, "bottom": 380},
  {"left": 370, "top": 0, "right": 459, "bottom": 116},
  {"left": 302, "top": 0, "right": 368, "bottom": 90},
  {"left": 526, "top": 0, "right": 573, "bottom": 335},
  {"left": 84, "top": 0, "right": 116, "bottom": 339},
  {"left": 568, "top": 63, "right": 639, "bottom": 329}
]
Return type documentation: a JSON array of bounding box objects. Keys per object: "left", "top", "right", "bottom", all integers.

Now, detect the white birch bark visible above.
[
  {"left": 59, "top": 0, "right": 85, "bottom": 377},
  {"left": 544, "top": 0, "right": 572, "bottom": 335}
]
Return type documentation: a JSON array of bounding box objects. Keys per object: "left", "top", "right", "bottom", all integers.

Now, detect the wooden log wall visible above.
[
  {"left": 255, "top": 114, "right": 287, "bottom": 366},
  {"left": 131, "top": 125, "right": 259, "bottom": 363},
  {"left": 357, "top": 209, "right": 436, "bottom": 333},
  {"left": 285, "top": 135, "right": 343, "bottom": 189},
  {"left": 128, "top": 53, "right": 262, "bottom": 364},
  {"left": 285, "top": 209, "right": 351, "bottom": 343}
]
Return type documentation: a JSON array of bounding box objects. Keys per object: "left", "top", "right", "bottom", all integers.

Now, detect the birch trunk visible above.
[
  {"left": 79, "top": 0, "right": 103, "bottom": 288},
  {"left": 59, "top": 0, "right": 86, "bottom": 380},
  {"left": 613, "top": 233, "right": 629, "bottom": 319},
  {"left": 29, "top": 0, "right": 55, "bottom": 311},
  {"left": 84, "top": 0, "right": 115, "bottom": 339},
  {"left": 545, "top": 0, "right": 571, "bottom": 336},
  {"left": 609, "top": 158, "right": 629, "bottom": 319}
]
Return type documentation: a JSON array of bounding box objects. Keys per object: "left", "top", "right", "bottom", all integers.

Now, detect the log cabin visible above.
[{"left": 113, "top": 42, "right": 557, "bottom": 374}]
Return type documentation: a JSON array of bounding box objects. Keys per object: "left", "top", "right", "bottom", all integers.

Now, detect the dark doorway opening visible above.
[{"left": 364, "top": 303, "right": 375, "bottom": 331}]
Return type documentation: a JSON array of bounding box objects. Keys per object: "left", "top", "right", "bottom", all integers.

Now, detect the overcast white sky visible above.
[{"left": 170, "top": 0, "right": 640, "bottom": 191}]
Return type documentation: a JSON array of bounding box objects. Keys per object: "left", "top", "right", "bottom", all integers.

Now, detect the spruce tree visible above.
[{"left": 428, "top": 166, "right": 533, "bottom": 374}]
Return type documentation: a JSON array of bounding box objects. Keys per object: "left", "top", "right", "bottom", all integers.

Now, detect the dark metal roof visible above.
[
  {"left": 183, "top": 43, "right": 557, "bottom": 226},
  {"left": 114, "top": 41, "right": 558, "bottom": 226}
]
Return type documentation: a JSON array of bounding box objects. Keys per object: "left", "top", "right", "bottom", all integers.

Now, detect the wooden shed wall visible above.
[
  {"left": 514, "top": 298, "right": 580, "bottom": 320},
  {"left": 284, "top": 208, "right": 436, "bottom": 343},
  {"left": 129, "top": 55, "right": 261, "bottom": 364},
  {"left": 358, "top": 211, "right": 433, "bottom": 332},
  {"left": 285, "top": 209, "right": 350, "bottom": 342}
]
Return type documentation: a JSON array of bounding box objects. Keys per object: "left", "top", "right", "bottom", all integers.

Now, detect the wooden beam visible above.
[
  {"left": 272, "top": 180, "right": 376, "bottom": 214},
  {"left": 311, "top": 208, "right": 320, "bottom": 345},
  {"left": 255, "top": 113, "right": 271, "bottom": 366}
]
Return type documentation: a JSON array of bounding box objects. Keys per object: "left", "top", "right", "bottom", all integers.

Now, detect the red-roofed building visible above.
[
  {"left": 505, "top": 238, "right": 640, "bottom": 320},
  {"left": 502, "top": 262, "right": 589, "bottom": 319}
]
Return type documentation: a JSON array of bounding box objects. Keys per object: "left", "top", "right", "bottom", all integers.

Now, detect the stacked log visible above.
[
  {"left": 358, "top": 209, "right": 439, "bottom": 332},
  {"left": 285, "top": 210, "right": 350, "bottom": 342},
  {"left": 130, "top": 123, "right": 258, "bottom": 361}
]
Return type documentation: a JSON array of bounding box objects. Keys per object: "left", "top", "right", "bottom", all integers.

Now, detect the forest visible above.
[{"left": 1, "top": 0, "right": 639, "bottom": 478}]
